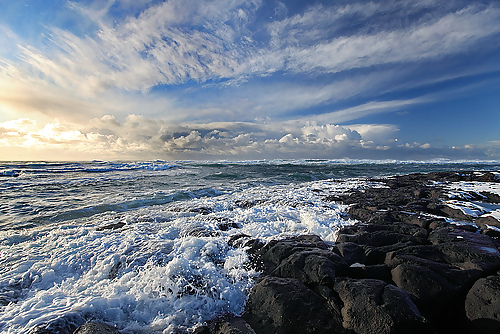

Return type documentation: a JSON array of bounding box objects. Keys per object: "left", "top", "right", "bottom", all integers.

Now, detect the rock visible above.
[
  {"left": 465, "top": 275, "right": 500, "bottom": 334},
  {"left": 217, "top": 221, "right": 240, "bottom": 231},
  {"left": 336, "top": 242, "right": 386, "bottom": 266},
  {"left": 213, "top": 317, "right": 255, "bottom": 334},
  {"left": 96, "top": 222, "right": 126, "bottom": 231},
  {"left": 228, "top": 234, "right": 252, "bottom": 248},
  {"left": 251, "top": 235, "right": 329, "bottom": 274},
  {"left": 180, "top": 224, "right": 219, "bottom": 238},
  {"left": 73, "top": 322, "right": 120, "bottom": 334},
  {"left": 483, "top": 228, "right": 500, "bottom": 238},
  {"left": 243, "top": 277, "right": 345, "bottom": 334},
  {"left": 189, "top": 207, "right": 212, "bottom": 215},
  {"left": 480, "top": 191, "right": 500, "bottom": 203},
  {"left": 270, "top": 248, "right": 346, "bottom": 287},
  {"left": 440, "top": 205, "right": 474, "bottom": 221},
  {"left": 475, "top": 216, "right": 500, "bottom": 230},
  {"left": 428, "top": 227, "right": 500, "bottom": 272},
  {"left": 390, "top": 262, "right": 476, "bottom": 316},
  {"left": 347, "top": 264, "right": 392, "bottom": 283},
  {"left": 28, "top": 313, "right": 85, "bottom": 334},
  {"left": 333, "top": 278, "right": 432, "bottom": 334}
]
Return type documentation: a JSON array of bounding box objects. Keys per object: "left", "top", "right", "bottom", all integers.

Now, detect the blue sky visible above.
[{"left": 0, "top": 0, "right": 499, "bottom": 161}]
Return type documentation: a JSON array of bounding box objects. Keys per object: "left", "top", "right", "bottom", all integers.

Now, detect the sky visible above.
[{"left": 0, "top": 0, "right": 499, "bottom": 161}]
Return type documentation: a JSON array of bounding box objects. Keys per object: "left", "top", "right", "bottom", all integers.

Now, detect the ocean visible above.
[{"left": 1, "top": 160, "right": 499, "bottom": 333}]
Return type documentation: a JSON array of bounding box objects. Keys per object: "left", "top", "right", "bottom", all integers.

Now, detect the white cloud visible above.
[
  {"left": 273, "top": 6, "right": 500, "bottom": 75},
  {"left": 7, "top": 1, "right": 499, "bottom": 97},
  {"left": 346, "top": 124, "right": 399, "bottom": 142},
  {"left": 2, "top": 115, "right": 498, "bottom": 161}
]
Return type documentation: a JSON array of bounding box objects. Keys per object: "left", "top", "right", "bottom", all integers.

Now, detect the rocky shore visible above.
[
  {"left": 196, "top": 171, "right": 500, "bottom": 334},
  {"left": 35, "top": 171, "right": 500, "bottom": 334}
]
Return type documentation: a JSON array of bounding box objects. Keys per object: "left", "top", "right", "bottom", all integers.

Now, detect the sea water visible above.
[{"left": 0, "top": 160, "right": 499, "bottom": 333}]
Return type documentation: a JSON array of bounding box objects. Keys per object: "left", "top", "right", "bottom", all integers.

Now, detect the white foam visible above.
[{"left": 0, "top": 178, "right": 358, "bottom": 333}]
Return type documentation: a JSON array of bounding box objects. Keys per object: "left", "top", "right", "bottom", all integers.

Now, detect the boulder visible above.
[
  {"left": 28, "top": 313, "right": 85, "bottom": 334},
  {"left": 333, "top": 278, "right": 432, "bottom": 334},
  {"left": 270, "top": 248, "right": 346, "bottom": 287},
  {"left": 243, "top": 277, "right": 345, "bottom": 334},
  {"left": 251, "top": 235, "right": 329, "bottom": 274},
  {"left": 475, "top": 216, "right": 500, "bottom": 230},
  {"left": 73, "top": 322, "right": 120, "bottom": 334},
  {"left": 465, "top": 275, "right": 500, "bottom": 334},
  {"left": 428, "top": 227, "right": 500, "bottom": 272}
]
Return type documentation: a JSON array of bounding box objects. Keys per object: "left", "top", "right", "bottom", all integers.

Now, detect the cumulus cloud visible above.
[{"left": 1, "top": 115, "right": 498, "bottom": 161}]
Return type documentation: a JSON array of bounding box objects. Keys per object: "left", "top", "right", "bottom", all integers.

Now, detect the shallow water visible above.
[{"left": 0, "top": 160, "right": 499, "bottom": 333}]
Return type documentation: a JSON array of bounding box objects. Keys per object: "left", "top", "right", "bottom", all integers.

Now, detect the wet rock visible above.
[
  {"left": 243, "top": 277, "right": 345, "bottom": 334},
  {"left": 251, "top": 235, "right": 329, "bottom": 274},
  {"left": 465, "top": 275, "right": 500, "bottom": 334},
  {"left": 96, "top": 222, "right": 126, "bottom": 231},
  {"left": 389, "top": 261, "right": 478, "bottom": 318},
  {"left": 428, "top": 226, "right": 500, "bottom": 272},
  {"left": 73, "top": 322, "right": 120, "bottom": 334},
  {"left": 180, "top": 224, "right": 219, "bottom": 238},
  {"left": 333, "top": 278, "right": 432, "bottom": 334},
  {"left": 213, "top": 317, "right": 255, "bottom": 334},
  {"left": 217, "top": 221, "right": 240, "bottom": 231},
  {"left": 270, "top": 248, "right": 346, "bottom": 287},
  {"left": 475, "top": 216, "right": 500, "bottom": 229},
  {"left": 189, "top": 207, "right": 213, "bottom": 215},
  {"left": 234, "top": 200, "right": 264, "bottom": 209},
  {"left": 28, "top": 313, "right": 85, "bottom": 334},
  {"left": 480, "top": 191, "right": 500, "bottom": 203},
  {"left": 483, "top": 228, "right": 500, "bottom": 238},
  {"left": 347, "top": 264, "right": 392, "bottom": 283},
  {"left": 440, "top": 205, "right": 474, "bottom": 221},
  {"left": 228, "top": 234, "right": 252, "bottom": 248},
  {"left": 336, "top": 242, "right": 386, "bottom": 266}
]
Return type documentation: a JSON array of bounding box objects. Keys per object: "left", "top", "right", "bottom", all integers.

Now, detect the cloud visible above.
[
  {"left": 1, "top": 115, "right": 498, "bottom": 161},
  {"left": 1, "top": 1, "right": 499, "bottom": 161},
  {"left": 268, "top": 5, "right": 500, "bottom": 75},
  {"left": 6, "top": 1, "right": 499, "bottom": 97}
]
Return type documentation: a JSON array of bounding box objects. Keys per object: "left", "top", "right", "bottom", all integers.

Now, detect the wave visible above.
[{"left": 0, "top": 161, "right": 179, "bottom": 176}]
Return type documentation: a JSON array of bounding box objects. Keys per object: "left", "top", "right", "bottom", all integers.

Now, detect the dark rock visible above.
[
  {"left": 428, "top": 227, "right": 500, "bottom": 272},
  {"left": 96, "top": 222, "right": 126, "bottom": 231},
  {"left": 390, "top": 262, "right": 476, "bottom": 317},
  {"left": 347, "top": 264, "right": 392, "bottom": 282},
  {"left": 193, "top": 326, "right": 211, "bottom": 334},
  {"left": 228, "top": 234, "right": 252, "bottom": 248},
  {"left": 180, "top": 224, "right": 219, "bottom": 238},
  {"left": 465, "top": 275, "right": 500, "bottom": 334},
  {"left": 251, "top": 235, "right": 329, "bottom": 273},
  {"left": 243, "top": 277, "right": 345, "bottom": 334},
  {"left": 440, "top": 205, "right": 474, "bottom": 221},
  {"left": 388, "top": 211, "right": 433, "bottom": 229},
  {"left": 476, "top": 216, "right": 500, "bottom": 229},
  {"left": 189, "top": 207, "right": 213, "bottom": 215},
  {"left": 213, "top": 317, "right": 255, "bottom": 334},
  {"left": 73, "top": 322, "right": 120, "bottom": 334},
  {"left": 336, "top": 242, "right": 386, "bottom": 266},
  {"left": 217, "top": 222, "right": 240, "bottom": 231},
  {"left": 333, "top": 278, "right": 432, "bottom": 334},
  {"left": 480, "top": 191, "right": 500, "bottom": 203},
  {"left": 483, "top": 228, "right": 500, "bottom": 238},
  {"left": 234, "top": 200, "right": 264, "bottom": 209},
  {"left": 270, "top": 248, "right": 346, "bottom": 287},
  {"left": 28, "top": 313, "right": 85, "bottom": 334}
]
